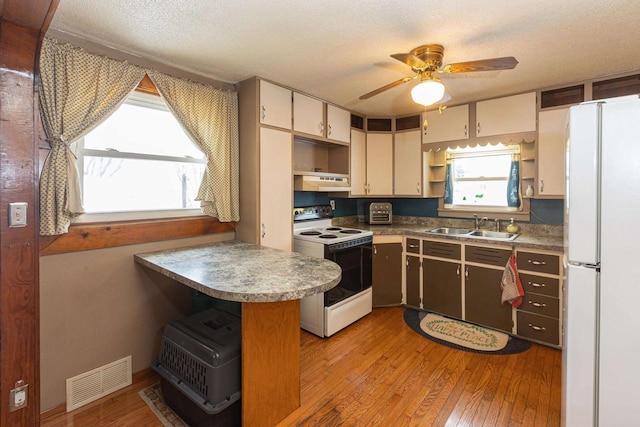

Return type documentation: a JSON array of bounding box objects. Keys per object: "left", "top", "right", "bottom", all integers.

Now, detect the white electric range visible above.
[{"left": 293, "top": 205, "right": 373, "bottom": 337}]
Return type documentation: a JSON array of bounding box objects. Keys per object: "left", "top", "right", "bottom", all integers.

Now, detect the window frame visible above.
[{"left": 73, "top": 88, "right": 207, "bottom": 223}]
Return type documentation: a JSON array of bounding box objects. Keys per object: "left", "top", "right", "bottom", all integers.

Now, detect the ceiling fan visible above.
[{"left": 359, "top": 44, "right": 518, "bottom": 107}]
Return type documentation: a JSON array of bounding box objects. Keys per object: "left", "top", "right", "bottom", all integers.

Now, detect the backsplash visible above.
[{"left": 294, "top": 192, "right": 564, "bottom": 225}]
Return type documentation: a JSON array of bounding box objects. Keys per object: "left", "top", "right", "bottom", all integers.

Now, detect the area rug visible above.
[
  {"left": 139, "top": 382, "right": 188, "bottom": 427},
  {"left": 404, "top": 308, "right": 531, "bottom": 355}
]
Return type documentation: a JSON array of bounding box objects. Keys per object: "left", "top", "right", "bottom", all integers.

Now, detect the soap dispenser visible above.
[{"left": 506, "top": 218, "right": 519, "bottom": 234}]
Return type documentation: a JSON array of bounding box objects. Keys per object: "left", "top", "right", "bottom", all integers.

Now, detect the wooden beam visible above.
[{"left": 40, "top": 217, "right": 236, "bottom": 255}]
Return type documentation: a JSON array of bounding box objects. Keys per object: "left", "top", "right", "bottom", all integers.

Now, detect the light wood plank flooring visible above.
[{"left": 41, "top": 307, "right": 561, "bottom": 426}]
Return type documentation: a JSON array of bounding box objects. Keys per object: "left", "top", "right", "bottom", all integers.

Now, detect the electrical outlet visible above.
[
  {"left": 8, "top": 202, "right": 28, "bottom": 227},
  {"left": 9, "top": 381, "right": 28, "bottom": 412},
  {"left": 330, "top": 200, "right": 335, "bottom": 211}
]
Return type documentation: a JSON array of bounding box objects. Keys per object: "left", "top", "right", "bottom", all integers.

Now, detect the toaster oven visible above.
[{"left": 365, "top": 202, "right": 392, "bottom": 224}]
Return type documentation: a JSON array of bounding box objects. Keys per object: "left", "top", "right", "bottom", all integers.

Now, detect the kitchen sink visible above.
[
  {"left": 467, "top": 230, "right": 519, "bottom": 241},
  {"left": 427, "top": 227, "right": 519, "bottom": 241},
  {"left": 427, "top": 227, "right": 472, "bottom": 235}
]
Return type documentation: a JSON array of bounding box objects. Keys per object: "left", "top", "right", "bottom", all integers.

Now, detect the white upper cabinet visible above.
[
  {"left": 327, "top": 104, "right": 351, "bottom": 144},
  {"left": 475, "top": 92, "right": 537, "bottom": 137},
  {"left": 394, "top": 130, "right": 422, "bottom": 196},
  {"left": 259, "top": 80, "right": 292, "bottom": 130},
  {"left": 538, "top": 107, "right": 569, "bottom": 197},
  {"left": 366, "top": 133, "right": 393, "bottom": 195},
  {"left": 293, "top": 92, "right": 324, "bottom": 137},
  {"left": 350, "top": 129, "right": 367, "bottom": 196},
  {"left": 422, "top": 104, "right": 469, "bottom": 143}
]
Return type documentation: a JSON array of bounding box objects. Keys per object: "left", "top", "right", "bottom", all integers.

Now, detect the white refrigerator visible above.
[{"left": 563, "top": 95, "right": 640, "bottom": 426}]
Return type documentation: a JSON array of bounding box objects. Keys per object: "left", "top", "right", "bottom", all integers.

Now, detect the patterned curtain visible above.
[
  {"left": 444, "top": 160, "right": 454, "bottom": 205},
  {"left": 507, "top": 154, "right": 521, "bottom": 208},
  {"left": 38, "top": 38, "right": 146, "bottom": 235},
  {"left": 147, "top": 71, "right": 240, "bottom": 222}
]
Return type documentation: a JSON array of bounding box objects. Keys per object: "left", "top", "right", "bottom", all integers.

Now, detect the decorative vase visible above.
[{"left": 525, "top": 184, "right": 534, "bottom": 198}]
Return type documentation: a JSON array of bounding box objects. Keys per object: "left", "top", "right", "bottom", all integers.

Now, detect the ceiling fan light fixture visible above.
[{"left": 411, "top": 78, "right": 446, "bottom": 106}]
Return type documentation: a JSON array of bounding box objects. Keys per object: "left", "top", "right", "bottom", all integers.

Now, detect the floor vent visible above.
[{"left": 66, "top": 355, "right": 132, "bottom": 412}]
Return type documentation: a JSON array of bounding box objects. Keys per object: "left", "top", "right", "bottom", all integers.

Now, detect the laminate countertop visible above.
[
  {"left": 342, "top": 223, "right": 564, "bottom": 252},
  {"left": 134, "top": 240, "right": 341, "bottom": 303}
]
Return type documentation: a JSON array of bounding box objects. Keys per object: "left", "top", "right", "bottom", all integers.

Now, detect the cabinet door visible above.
[
  {"left": 538, "top": 108, "right": 569, "bottom": 197},
  {"left": 260, "top": 127, "right": 292, "bottom": 251},
  {"left": 406, "top": 255, "right": 421, "bottom": 308},
  {"left": 366, "top": 133, "right": 393, "bottom": 195},
  {"left": 422, "top": 104, "right": 469, "bottom": 143},
  {"left": 422, "top": 258, "right": 462, "bottom": 318},
  {"left": 327, "top": 104, "right": 351, "bottom": 143},
  {"left": 293, "top": 92, "right": 324, "bottom": 137},
  {"left": 465, "top": 265, "right": 512, "bottom": 332},
  {"left": 259, "top": 80, "right": 292, "bottom": 129},
  {"left": 476, "top": 92, "right": 536, "bottom": 137},
  {"left": 394, "top": 130, "right": 422, "bottom": 196},
  {"left": 372, "top": 243, "right": 403, "bottom": 306},
  {"left": 350, "top": 129, "right": 367, "bottom": 196}
]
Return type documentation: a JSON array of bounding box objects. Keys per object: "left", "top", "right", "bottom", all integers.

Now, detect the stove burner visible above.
[
  {"left": 340, "top": 229, "right": 362, "bottom": 234},
  {"left": 300, "top": 231, "right": 322, "bottom": 236},
  {"left": 318, "top": 234, "right": 338, "bottom": 239},
  {"left": 326, "top": 227, "right": 342, "bottom": 231}
]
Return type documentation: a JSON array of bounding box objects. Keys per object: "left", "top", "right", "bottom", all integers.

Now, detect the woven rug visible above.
[
  {"left": 139, "top": 382, "right": 188, "bottom": 427},
  {"left": 404, "top": 308, "right": 531, "bottom": 355}
]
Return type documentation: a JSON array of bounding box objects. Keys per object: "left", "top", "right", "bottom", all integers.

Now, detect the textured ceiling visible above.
[{"left": 48, "top": 0, "right": 640, "bottom": 116}]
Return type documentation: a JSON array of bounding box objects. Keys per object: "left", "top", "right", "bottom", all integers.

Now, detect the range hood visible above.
[{"left": 294, "top": 175, "right": 350, "bottom": 192}]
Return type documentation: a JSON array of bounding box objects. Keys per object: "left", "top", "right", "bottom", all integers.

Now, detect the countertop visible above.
[
  {"left": 134, "top": 240, "right": 342, "bottom": 303},
  {"left": 342, "top": 223, "right": 563, "bottom": 252}
]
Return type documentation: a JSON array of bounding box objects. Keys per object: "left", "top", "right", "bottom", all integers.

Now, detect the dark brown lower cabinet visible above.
[
  {"left": 372, "top": 243, "right": 403, "bottom": 306},
  {"left": 464, "top": 265, "right": 513, "bottom": 332},
  {"left": 405, "top": 255, "right": 421, "bottom": 308},
  {"left": 422, "top": 258, "right": 462, "bottom": 318}
]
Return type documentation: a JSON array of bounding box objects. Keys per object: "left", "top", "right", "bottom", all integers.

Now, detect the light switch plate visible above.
[{"left": 8, "top": 202, "right": 28, "bottom": 227}]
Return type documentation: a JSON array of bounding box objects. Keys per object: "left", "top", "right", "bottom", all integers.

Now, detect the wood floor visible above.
[{"left": 41, "top": 307, "right": 561, "bottom": 426}]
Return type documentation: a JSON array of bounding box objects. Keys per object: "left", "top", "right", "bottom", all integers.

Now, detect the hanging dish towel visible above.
[{"left": 500, "top": 254, "right": 525, "bottom": 308}]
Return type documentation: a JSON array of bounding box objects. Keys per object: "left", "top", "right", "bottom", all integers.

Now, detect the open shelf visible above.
[
  {"left": 293, "top": 170, "right": 348, "bottom": 178},
  {"left": 293, "top": 137, "right": 349, "bottom": 176}
]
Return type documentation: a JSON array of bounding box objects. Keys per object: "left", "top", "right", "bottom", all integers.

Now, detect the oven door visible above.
[{"left": 323, "top": 241, "right": 372, "bottom": 307}]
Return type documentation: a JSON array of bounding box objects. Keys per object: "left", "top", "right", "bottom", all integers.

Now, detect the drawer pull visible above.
[
  {"left": 528, "top": 301, "right": 547, "bottom": 308},
  {"left": 528, "top": 324, "right": 546, "bottom": 331},
  {"left": 528, "top": 259, "right": 547, "bottom": 266},
  {"left": 529, "top": 281, "right": 546, "bottom": 288},
  {"left": 408, "top": 244, "right": 419, "bottom": 248}
]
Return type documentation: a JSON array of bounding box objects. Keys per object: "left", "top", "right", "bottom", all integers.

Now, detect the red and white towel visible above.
[{"left": 501, "top": 254, "right": 525, "bottom": 308}]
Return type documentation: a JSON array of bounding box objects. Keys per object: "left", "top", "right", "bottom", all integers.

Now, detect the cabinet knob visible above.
[
  {"left": 529, "top": 281, "right": 546, "bottom": 288},
  {"left": 528, "top": 324, "right": 546, "bottom": 332},
  {"left": 464, "top": 266, "right": 469, "bottom": 278},
  {"left": 528, "top": 259, "right": 547, "bottom": 266},
  {"left": 261, "top": 105, "right": 266, "bottom": 120},
  {"left": 319, "top": 122, "right": 325, "bottom": 135},
  {"left": 328, "top": 124, "right": 332, "bottom": 136},
  {"left": 373, "top": 245, "right": 377, "bottom": 255},
  {"left": 464, "top": 124, "right": 468, "bottom": 137},
  {"left": 540, "top": 179, "right": 545, "bottom": 193},
  {"left": 477, "top": 122, "right": 481, "bottom": 135},
  {"left": 457, "top": 265, "right": 461, "bottom": 278},
  {"left": 528, "top": 301, "right": 547, "bottom": 308},
  {"left": 416, "top": 182, "right": 420, "bottom": 193},
  {"left": 261, "top": 223, "right": 266, "bottom": 238}
]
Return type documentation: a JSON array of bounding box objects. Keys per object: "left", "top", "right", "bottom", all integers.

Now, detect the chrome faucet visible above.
[{"left": 473, "top": 214, "right": 489, "bottom": 229}]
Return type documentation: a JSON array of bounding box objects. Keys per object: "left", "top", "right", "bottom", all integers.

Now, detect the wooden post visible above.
[{"left": 0, "top": 1, "right": 58, "bottom": 425}]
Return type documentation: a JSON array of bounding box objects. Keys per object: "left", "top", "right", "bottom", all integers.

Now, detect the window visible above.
[
  {"left": 74, "top": 91, "right": 206, "bottom": 220},
  {"left": 445, "top": 144, "right": 520, "bottom": 210}
]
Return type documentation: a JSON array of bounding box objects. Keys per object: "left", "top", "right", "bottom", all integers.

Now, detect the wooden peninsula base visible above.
[{"left": 242, "top": 300, "right": 300, "bottom": 426}]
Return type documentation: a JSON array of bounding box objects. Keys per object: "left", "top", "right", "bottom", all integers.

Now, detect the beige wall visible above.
[{"left": 39, "top": 232, "right": 234, "bottom": 411}]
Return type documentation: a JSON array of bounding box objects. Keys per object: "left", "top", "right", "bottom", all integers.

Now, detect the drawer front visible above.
[
  {"left": 519, "top": 294, "right": 559, "bottom": 318},
  {"left": 406, "top": 238, "right": 421, "bottom": 254},
  {"left": 517, "top": 251, "right": 560, "bottom": 275},
  {"left": 465, "top": 245, "right": 511, "bottom": 267},
  {"left": 422, "top": 240, "right": 461, "bottom": 260},
  {"left": 517, "top": 311, "right": 560, "bottom": 346},
  {"left": 520, "top": 273, "right": 560, "bottom": 297}
]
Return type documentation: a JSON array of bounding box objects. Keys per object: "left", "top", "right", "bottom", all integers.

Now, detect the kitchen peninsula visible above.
[{"left": 134, "top": 240, "right": 342, "bottom": 427}]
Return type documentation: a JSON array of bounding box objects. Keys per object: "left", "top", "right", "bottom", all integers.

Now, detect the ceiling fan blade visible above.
[
  {"left": 359, "top": 75, "right": 418, "bottom": 100},
  {"left": 391, "top": 53, "right": 427, "bottom": 69},
  {"left": 441, "top": 56, "right": 518, "bottom": 73}
]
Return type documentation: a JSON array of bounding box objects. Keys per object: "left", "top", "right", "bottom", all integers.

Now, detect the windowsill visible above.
[
  {"left": 72, "top": 208, "right": 204, "bottom": 224},
  {"left": 40, "top": 215, "right": 236, "bottom": 255}
]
